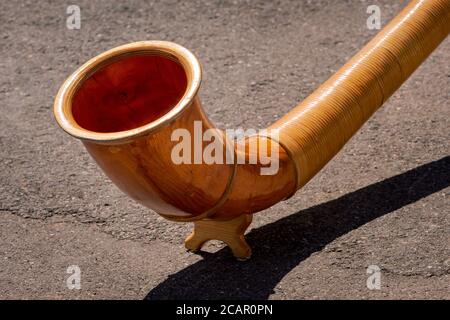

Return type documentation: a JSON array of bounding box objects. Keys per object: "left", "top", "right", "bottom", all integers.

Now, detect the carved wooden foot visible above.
[{"left": 184, "top": 214, "right": 253, "bottom": 260}]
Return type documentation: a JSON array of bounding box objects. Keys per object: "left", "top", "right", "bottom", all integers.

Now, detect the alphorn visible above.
[{"left": 54, "top": 0, "right": 450, "bottom": 259}]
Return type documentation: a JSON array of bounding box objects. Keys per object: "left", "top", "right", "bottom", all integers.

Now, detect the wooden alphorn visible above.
[{"left": 54, "top": 0, "right": 450, "bottom": 259}]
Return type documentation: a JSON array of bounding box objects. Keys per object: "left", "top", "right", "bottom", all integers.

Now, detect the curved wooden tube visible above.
[
  {"left": 269, "top": 0, "right": 450, "bottom": 190},
  {"left": 54, "top": 0, "right": 449, "bottom": 257},
  {"left": 54, "top": 41, "right": 297, "bottom": 222}
]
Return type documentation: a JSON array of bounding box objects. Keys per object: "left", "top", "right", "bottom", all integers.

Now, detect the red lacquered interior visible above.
[{"left": 72, "top": 55, "right": 188, "bottom": 133}]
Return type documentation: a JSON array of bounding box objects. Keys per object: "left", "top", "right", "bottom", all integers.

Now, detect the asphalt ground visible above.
[{"left": 0, "top": 0, "right": 449, "bottom": 299}]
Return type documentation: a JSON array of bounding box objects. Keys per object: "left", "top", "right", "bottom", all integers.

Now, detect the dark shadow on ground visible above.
[{"left": 145, "top": 156, "right": 450, "bottom": 299}]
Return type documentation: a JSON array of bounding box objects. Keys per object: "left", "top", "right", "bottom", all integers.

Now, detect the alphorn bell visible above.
[{"left": 54, "top": 0, "right": 450, "bottom": 259}]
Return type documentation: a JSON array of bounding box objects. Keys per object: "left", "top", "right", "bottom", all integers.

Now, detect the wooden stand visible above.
[{"left": 184, "top": 214, "right": 253, "bottom": 260}]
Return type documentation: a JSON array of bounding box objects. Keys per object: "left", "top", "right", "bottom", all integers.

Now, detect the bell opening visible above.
[{"left": 71, "top": 54, "right": 188, "bottom": 133}]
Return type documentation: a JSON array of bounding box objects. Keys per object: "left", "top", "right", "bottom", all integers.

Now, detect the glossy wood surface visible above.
[
  {"left": 83, "top": 96, "right": 297, "bottom": 221},
  {"left": 83, "top": 97, "right": 233, "bottom": 220}
]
